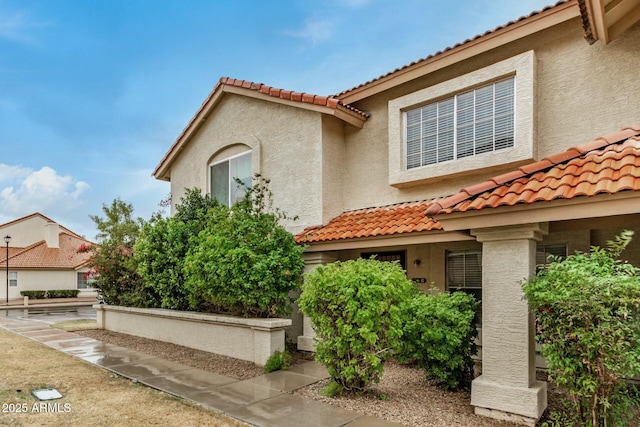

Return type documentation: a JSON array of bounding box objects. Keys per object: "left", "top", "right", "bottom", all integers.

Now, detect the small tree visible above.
[
  {"left": 134, "top": 189, "right": 219, "bottom": 311},
  {"left": 523, "top": 231, "right": 640, "bottom": 427},
  {"left": 298, "top": 258, "right": 416, "bottom": 395},
  {"left": 184, "top": 176, "right": 304, "bottom": 317},
  {"left": 83, "top": 199, "right": 146, "bottom": 306},
  {"left": 400, "top": 291, "right": 478, "bottom": 390}
]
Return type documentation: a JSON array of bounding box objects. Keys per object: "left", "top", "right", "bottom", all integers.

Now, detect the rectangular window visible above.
[
  {"left": 447, "top": 250, "right": 482, "bottom": 323},
  {"left": 405, "top": 77, "right": 514, "bottom": 169},
  {"left": 536, "top": 243, "right": 567, "bottom": 272},
  {"left": 77, "top": 272, "right": 95, "bottom": 289},
  {"left": 210, "top": 151, "right": 252, "bottom": 206},
  {"left": 9, "top": 271, "right": 17, "bottom": 287},
  {"left": 360, "top": 251, "right": 407, "bottom": 270}
]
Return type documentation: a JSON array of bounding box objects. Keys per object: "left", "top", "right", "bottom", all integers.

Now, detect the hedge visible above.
[{"left": 20, "top": 289, "right": 80, "bottom": 299}]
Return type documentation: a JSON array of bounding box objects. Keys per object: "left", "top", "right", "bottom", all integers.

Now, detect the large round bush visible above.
[
  {"left": 184, "top": 180, "right": 304, "bottom": 318},
  {"left": 298, "top": 258, "right": 416, "bottom": 394}
]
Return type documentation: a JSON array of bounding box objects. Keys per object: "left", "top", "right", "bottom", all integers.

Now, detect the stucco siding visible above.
[
  {"left": 2, "top": 216, "right": 50, "bottom": 247},
  {"left": 2, "top": 270, "right": 80, "bottom": 299},
  {"left": 321, "top": 116, "right": 346, "bottom": 225},
  {"left": 169, "top": 94, "right": 326, "bottom": 234},
  {"left": 339, "top": 18, "right": 640, "bottom": 213}
]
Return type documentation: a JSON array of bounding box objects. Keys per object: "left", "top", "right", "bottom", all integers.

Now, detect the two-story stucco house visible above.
[
  {"left": 153, "top": 1, "right": 640, "bottom": 424},
  {"left": 0, "top": 213, "right": 96, "bottom": 301}
]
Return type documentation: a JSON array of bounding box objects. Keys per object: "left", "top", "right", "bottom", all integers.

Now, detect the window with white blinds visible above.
[{"left": 405, "top": 77, "right": 514, "bottom": 169}]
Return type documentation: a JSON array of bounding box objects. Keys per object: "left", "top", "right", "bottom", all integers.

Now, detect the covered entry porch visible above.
[{"left": 295, "top": 126, "right": 640, "bottom": 425}]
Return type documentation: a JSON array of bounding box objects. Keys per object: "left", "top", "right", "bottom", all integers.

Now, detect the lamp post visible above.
[{"left": 4, "top": 235, "right": 10, "bottom": 305}]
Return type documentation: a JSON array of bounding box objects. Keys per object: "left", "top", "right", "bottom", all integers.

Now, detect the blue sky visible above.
[{"left": 0, "top": 0, "right": 553, "bottom": 240}]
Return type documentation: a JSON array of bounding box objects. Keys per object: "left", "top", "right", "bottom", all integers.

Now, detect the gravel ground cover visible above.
[{"left": 76, "top": 328, "right": 568, "bottom": 426}]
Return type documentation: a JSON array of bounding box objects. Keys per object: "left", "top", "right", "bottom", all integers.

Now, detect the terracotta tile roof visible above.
[
  {"left": 0, "top": 232, "right": 93, "bottom": 270},
  {"left": 426, "top": 124, "right": 640, "bottom": 216},
  {"left": 335, "top": 1, "right": 572, "bottom": 99},
  {"left": 296, "top": 200, "right": 442, "bottom": 244},
  {"left": 219, "top": 77, "right": 369, "bottom": 119}
]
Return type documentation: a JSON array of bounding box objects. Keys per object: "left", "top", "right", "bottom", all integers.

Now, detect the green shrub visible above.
[
  {"left": 135, "top": 190, "right": 220, "bottom": 311},
  {"left": 298, "top": 258, "right": 416, "bottom": 394},
  {"left": 264, "top": 350, "right": 292, "bottom": 373},
  {"left": 46, "top": 289, "right": 80, "bottom": 298},
  {"left": 184, "top": 176, "right": 305, "bottom": 317},
  {"left": 399, "top": 291, "right": 478, "bottom": 390},
  {"left": 20, "top": 290, "right": 46, "bottom": 299},
  {"left": 523, "top": 230, "right": 640, "bottom": 427}
]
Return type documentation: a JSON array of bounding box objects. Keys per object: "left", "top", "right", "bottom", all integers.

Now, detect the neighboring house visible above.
[
  {"left": 153, "top": 1, "right": 640, "bottom": 424},
  {"left": 0, "top": 213, "right": 96, "bottom": 300}
]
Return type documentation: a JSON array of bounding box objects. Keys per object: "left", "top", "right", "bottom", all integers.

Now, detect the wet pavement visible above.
[{"left": 0, "top": 307, "right": 406, "bottom": 427}]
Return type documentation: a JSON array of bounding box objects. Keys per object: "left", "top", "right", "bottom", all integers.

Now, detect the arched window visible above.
[{"left": 210, "top": 150, "right": 252, "bottom": 206}]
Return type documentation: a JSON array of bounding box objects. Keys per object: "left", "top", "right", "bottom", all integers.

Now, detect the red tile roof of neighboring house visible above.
[
  {"left": 0, "top": 232, "right": 92, "bottom": 270},
  {"left": 296, "top": 200, "right": 442, "bottom": 244},
  {"left": 426, "top": 124, "right": 640, "bottom": 216},
  {"left": 336, "top": 0, "right": 573, "bottom": 99},
  {"left": 0, "top": 213, "right": 93, "bottom": 270}
]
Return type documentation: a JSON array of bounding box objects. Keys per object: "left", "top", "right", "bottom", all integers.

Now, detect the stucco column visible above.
[
  {"left": 470, "top": 223, "right": 548, "bottom": 426},
  {"left": 297, "top": 252, "right": 338, "bottom": 351}
]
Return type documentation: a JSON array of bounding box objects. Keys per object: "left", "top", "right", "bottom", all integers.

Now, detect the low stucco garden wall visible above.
[{"left": 94, "top": 304, "right": 291, "bottom": 366}]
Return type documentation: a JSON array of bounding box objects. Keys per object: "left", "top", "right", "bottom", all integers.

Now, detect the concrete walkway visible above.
[{"left": 0, "top": 314, "right": 405, "bottom": 427}]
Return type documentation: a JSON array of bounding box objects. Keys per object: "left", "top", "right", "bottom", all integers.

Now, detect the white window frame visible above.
[
  {"left": 77, "top": 271, "right": 95, "bottom": 289},
  {"left": 405, "top": 77, "right": 515, "bottom": 168},
  {"left": 9, "top": 271, "right": 17, "bottom": 287},
  {"left": 209, "top": 150, "right": 252, "bottom": 207},
  {"left": 388, "top": 50, "right": 536, "bottom": 187}
]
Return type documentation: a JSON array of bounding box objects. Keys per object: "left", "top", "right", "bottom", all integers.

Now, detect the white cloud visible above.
[
  {"left": 0, "top": 164, "right": 89, "bottom": 218},
  {"left": 0, "top": 164, "right": 31, "bottom": 182},
  {"left": 283, "top": 18, "right": 336, "bottom": 44},
  {"left": 0, "top": 9, "right": 49, "bottom": 45}
]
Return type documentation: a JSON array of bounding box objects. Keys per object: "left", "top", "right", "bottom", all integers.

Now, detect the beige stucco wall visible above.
[
  {"left": 336, "top": 18, "right": 640, "bottom": 215},
  {"left": 169, "top": 94, "right": 336, "bottom": 234},
  {"left": 165, "top": 19, "right": 640, "bottom": 234},
  {"left": 1, "top": 269, "right": 88, "bottom": 299},
  {"left": 321, "top": 116, "right": 346, "bottom": 225},
  {"left": 1, "top": 216, "right": 50, "bottom": 248}
]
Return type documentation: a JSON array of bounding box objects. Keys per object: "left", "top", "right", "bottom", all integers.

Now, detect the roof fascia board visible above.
[
  {"left": 339, "top": 1, "right": 579, "bottom": 104},
  {"left": 584, "top": 0, "right": 608, "bottom": 42},
  {"left": 302, "top": 230, "right": 474, "bottom": 252},
  {"left": 435, "top": 191, "right": 640, "bottom": 231}
]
